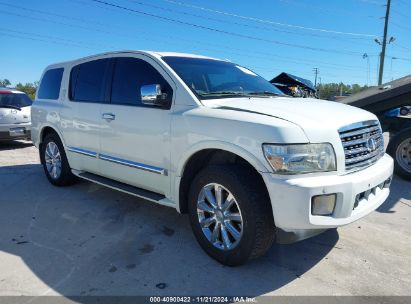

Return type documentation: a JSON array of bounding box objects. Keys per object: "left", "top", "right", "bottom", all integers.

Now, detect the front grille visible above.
[{"left": 339, "top": 120, "right": 384, "bottom": 172}]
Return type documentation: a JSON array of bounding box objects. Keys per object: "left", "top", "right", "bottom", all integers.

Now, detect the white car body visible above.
[
  {"left": 31, "top": 51, "right": 394, "bottom": 244},
  {"left": 0, "top": 88, "right": 32, "bottom": 141}
]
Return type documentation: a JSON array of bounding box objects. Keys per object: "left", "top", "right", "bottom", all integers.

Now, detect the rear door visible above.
[
  {"left": 99, "top": 55, "right": 175, "bottom": 195},
  {"left": 60, "top": 58, "right": 112, "bottom": 174}
]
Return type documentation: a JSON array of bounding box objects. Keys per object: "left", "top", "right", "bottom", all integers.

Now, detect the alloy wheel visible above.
[
  {"left": 197, "top": 183, "right": 243, "bottom": 250},
  {"left": 45, "top": 141, "right": 62, "bottom": 179}
]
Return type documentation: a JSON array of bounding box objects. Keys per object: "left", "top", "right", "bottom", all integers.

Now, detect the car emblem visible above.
[{"left": 366, "top": 137, "right": 377, "bottom": 152}]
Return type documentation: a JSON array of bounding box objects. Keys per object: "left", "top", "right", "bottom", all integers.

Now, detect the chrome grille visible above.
[{"left": 339, "top": 120, "right": 384, "bottom": 171}]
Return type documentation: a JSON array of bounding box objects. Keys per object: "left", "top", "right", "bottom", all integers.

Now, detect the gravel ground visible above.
[{"left": 0, "top": 139, "right": 410, "bottom": 298}]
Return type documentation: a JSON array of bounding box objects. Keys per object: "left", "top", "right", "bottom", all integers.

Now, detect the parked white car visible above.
[
  {"left": 31, "top": 51, "right": 394, "bottom": 266},
  {"left": 0, "top": 88, "right": 32, "bottom": 141}
]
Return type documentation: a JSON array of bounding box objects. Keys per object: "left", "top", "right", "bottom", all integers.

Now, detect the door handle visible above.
[{"left": 102, "top": 113, "right": 115, "bottom": 121}]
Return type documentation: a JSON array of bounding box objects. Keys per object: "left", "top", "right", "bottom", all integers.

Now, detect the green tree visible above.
[
  {"left": 317, "top": 83, "right": 370, "bottom": 100},
  {"left": 0, "top": 79, "right": 11, "bottom": 87},
  {"left": 15, "top": 82, "right": 39, "bottom": 100}
]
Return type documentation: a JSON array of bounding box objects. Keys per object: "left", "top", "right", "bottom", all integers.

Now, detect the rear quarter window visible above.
[{"left": 37, "top": 68, "right": 64, "bottom": 100}]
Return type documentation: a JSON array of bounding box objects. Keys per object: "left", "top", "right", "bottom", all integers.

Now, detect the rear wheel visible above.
[
  {"left": 387, "top": 129, "right": 411, "bottom": 180},
  {"left": 188, "top": 165, "right": 275, "bottom": 266},
  {"left": 40, "top": 133, "right": 77, "bottom": 186}
]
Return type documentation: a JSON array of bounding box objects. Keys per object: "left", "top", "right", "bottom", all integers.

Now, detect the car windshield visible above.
[
  {"left": 162, "top": 56, "right": 285, "bottom": 100},
  {"left": 0, "top": 93, "right": 33, "bottom": 108}
]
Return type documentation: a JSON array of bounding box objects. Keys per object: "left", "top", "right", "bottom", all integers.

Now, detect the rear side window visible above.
[
  {"left": 70, "top": 59, "right": 110, "bottom": 102},
  {"left": 38, "top": 68, "right": 64, "bottom": 100},
  {"left": 110, "top": 57, "right": 172, "bottom": 107}
]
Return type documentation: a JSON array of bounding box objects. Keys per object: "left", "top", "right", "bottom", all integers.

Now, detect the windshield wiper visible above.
[
  {"left": 200, "top": 91, "right": 245, "bottom": 96},
  {"left": 0, "top": 105, "right": 22, "bottom": 111},
  {"left": 248, "top": 91, "right": 283, "bottom": 97}
]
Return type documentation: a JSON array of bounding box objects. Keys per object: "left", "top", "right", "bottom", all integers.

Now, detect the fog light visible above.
[{"left": 311, "top": 194, "right": 336, "bottom": 216}]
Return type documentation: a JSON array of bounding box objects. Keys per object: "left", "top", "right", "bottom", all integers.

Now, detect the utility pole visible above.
[
  {"left": 378, "top": 0, "right": 391, "bottom": 85},
  {"left": 313, "top": 68, "right": 319, "bottom": 87}
]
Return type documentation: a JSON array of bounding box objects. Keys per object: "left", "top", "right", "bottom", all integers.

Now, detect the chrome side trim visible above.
[
  {"left": 67, "top": 146, "right": 167, "bottom": 176},
  {"left": 99, "top": 154, "right": 167, "bottom": 176},
  {"left": 67, "top": 146, "right": 97, "bottom": 158}
]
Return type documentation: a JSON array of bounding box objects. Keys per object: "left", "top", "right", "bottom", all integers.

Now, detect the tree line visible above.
[
  {"left": 0, "top": 79, "right": 38, "bottom": 100},
  {"left": 317, "top": 83, "right": 369, "bottom": 100}
]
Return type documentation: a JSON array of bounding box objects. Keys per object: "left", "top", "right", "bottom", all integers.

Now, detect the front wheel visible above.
[
  {"left": 387, "top": 129, "right": 411, "bottom": 180},
  {"left": 188, "top": 165, "right": 275, "bottom": 266}
]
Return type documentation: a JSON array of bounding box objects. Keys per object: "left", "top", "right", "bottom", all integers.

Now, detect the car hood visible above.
[{"left": 203, "top": 97, "right": 377, "bottom": 132}]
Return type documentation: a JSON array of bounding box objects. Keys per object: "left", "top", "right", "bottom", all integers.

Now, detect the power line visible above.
[
  {"left": 279, "top": 0, "right": 379, "bottom": 19},
  {"left": 5, "top": 1, "right": 408, "bottom": 68},
  {"left": 0, "top": 27, "right": 116, "bottom": 49},
  {"left": 0, "top": 31, "right": 98, "bottom": 50},
  {"left": 159, "top": 0, "right": 378, "bottom": 37},
  {"left": 0, "top": 29, "right": 370, "bottom": 82},
  {"left": 2, "top": 1, "right": 407, "bottom": 83},
  {"left": 0, "top": 4, "right": 377, "bottom": 72},
  {"left": 0, "top": 0, "right": 374, "bottom": 44},
  {"left": 391, "top": 8, "right": 411, "bottom": 19},
  {"left": 396, "top": 0, "right": 411, "bottom": 8},
  {"left": 0, "top": 17, "right": 373, "bottom": 75},
  {"left": 88, "top": 0, "right": 370, "bottom": 56},
  {"left": 122, "top": 0, "right": 375, "bottom": 42},
  {"left": 395, "top": 44, "right": 411, "bottom": 51},
  {"left": 356, "top": 0, "right": 385, "bottom": 6},
  {"left": 391, "top": 21, "right": 411, "bottom": 32}
]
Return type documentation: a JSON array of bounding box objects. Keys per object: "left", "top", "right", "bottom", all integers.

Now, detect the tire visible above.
[
  {"left": 400, "top": 107, "right": 409, "bottom": 116},
  {"left": 188, "top": 165, "right": 275, "bottom": 266},
  {"left": 40, "top": 132, "right": 77, "bottom": 186},
  {"left": 387, "top": 129, "right": 411, "bottom": 181}
]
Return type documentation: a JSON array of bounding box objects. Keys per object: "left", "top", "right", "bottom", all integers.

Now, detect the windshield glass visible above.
[
  {"left": 0, "top": 93, "right": 33, "bottom": 108},
  {"left": 162, "top": 56, "right": 284, "bottom": 100}
]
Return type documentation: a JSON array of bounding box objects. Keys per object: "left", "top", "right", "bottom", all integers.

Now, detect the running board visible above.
[{"left": 73, "top": 170, "right": 175, "bottom": 208}]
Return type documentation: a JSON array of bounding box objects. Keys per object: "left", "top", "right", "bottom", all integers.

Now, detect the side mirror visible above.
[{"left": 141, "top": 84, "right": 168, "bottom": 106}]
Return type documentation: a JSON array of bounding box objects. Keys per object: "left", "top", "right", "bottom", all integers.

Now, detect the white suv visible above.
[{"left": 31, "top": 51, "right": 394, "bottom": 266}]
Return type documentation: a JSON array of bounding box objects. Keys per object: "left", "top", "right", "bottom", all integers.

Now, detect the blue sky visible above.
[{"left": 1, "top": 0, "right": 410, "bottom": 86}]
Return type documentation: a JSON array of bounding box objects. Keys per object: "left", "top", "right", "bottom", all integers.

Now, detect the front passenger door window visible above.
[{"left": 110, "top": 57, "right": 172, "bottom": 108}]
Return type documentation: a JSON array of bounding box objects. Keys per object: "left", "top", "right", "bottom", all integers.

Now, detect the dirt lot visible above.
[{"left": 0, "top": 139, "right": 410, "bottom": 298}]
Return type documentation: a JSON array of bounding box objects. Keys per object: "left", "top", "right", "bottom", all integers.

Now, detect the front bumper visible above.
[
  {"left": 262, "top": 153, "right": 394, "bottom": 243},
  {"left": 0, "top": 123, "right": 31, "bottom": 140}
]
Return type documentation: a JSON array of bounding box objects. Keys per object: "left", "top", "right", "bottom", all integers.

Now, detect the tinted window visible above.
[
  {"left": 38, "top": 68, "right": 64, "bottom": 100},
  {"left": 110, "top": 57, "right": 172, "bottom": 107},
  {"left": 70, "top": 59, "right": 110, "bottom": 102},
  {"left": 0, "top": 93, "right": 32, "bottom": 108}
]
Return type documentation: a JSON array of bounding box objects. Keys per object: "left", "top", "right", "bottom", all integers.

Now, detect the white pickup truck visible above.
[{"left": 31, "top": 51, "right": 394, "bottom": 266}]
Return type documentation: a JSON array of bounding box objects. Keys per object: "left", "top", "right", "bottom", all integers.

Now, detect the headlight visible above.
[{"left": 262, "top": 143, "right": 336, "bottom": 174}]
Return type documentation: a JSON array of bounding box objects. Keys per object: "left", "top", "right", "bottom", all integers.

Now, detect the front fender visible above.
[
  {"left": 176, "top": 140, "right": 271, "bottom": 177},
  {"left": 172, "top": 140, "right": 272, "bottom": 213}
]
